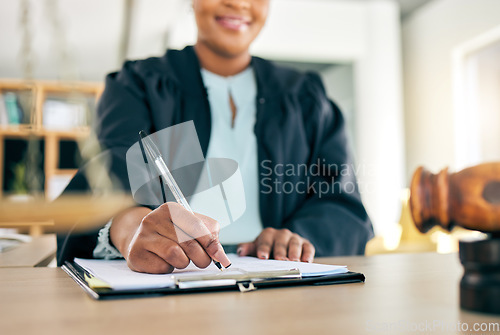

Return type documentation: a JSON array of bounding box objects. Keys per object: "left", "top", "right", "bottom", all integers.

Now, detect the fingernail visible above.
[
  {"left": 214, "top": 247, "right": 231, "bottom": 268},
  {"left": 258, "top": 252, "right": 268, "bottom": 260},
  {"left": 237, "top": 247, "right": 243, "bottom": 255}
]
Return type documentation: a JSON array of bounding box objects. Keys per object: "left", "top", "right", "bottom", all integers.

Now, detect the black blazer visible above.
[{"left": 57, "top": 46, "right": 373, "bottom": 265}]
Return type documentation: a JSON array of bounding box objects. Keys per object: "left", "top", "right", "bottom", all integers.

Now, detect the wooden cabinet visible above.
[{"left": 0, "top": 79, "right": 103, "bottom": 199}]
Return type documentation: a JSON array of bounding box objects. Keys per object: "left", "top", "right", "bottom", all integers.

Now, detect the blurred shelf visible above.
[
  {"left": 0, "top": 79, "right": 103, "bottom": 203},
  {"left": 0, "top": 125, "right": 90, "bottom": 139}
]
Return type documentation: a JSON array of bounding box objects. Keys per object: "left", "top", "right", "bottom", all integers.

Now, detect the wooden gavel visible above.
[
  {"left": 410, "top": 162, "right": 500, "bottom": 234},
  {"left": 410, "top": 162, "right": 500, "bottom": 315}
]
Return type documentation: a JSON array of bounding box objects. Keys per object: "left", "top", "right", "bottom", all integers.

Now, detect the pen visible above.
[{"left": 139, "top": 130, "right": 227, "bottom": 271}]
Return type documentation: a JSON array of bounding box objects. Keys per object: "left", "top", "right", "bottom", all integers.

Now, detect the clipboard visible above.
[{"left": 62, "top": 260, "right": 365, "bottom": 300}]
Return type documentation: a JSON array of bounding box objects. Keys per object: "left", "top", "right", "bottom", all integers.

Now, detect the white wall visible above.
[
  {"left": 0, "top": 0, "right": 184, "bottom": 81},
  {"left": 354, "top": 1, "right": 405, "bottom": 236},
  {"left": 472, "top": 43, "right": 500, "bottom": 163},
  {"left": 0, "top": 0, "right": 123, "bottom": 80},
  {"left": 454, "top": 36, "right": 500, "bottom": 169},
  {"left": 402, "top": 0, "right": 500, "bottom": 179}
]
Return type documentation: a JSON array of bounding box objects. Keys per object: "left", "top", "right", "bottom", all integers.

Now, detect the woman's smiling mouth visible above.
[{"left": 215, "top": 15, "right": 251, "bottom": 32}]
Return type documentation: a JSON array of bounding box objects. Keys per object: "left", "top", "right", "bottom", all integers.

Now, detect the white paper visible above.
[{"left": 74, "top": 254, "right": 348, "bottom": 291}]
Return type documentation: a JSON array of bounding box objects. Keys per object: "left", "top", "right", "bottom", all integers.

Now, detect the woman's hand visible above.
[
  {"left": 110, "top": 203, "right": 231, "bottom": 274},
  {"left": 236, "top": 228, "right": 315, "bottom": 263}
]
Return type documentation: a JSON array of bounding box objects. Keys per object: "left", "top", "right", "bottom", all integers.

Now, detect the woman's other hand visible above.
[{"left": 236, "top": 228, "right": 315, "bottom": 263}]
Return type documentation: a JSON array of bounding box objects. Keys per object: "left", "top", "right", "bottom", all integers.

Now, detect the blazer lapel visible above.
[
  {"left": 166, "top": 46, "right": 212, "bottom": 158},
  {"left": 252, "top": 57, "right": 285, "bottom": 229}
]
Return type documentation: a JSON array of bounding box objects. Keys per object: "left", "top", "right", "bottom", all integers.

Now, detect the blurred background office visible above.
[{"left": 0, "top": 0, "right": 499, "bottom": 254}]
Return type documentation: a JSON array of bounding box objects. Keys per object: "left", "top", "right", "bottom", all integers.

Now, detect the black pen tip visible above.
[
  {"left": 139, "top": 130, "right": 147, "bottom": 139},
  {"left": 214, "top": 261, "right": 222, "bottom": 270}
]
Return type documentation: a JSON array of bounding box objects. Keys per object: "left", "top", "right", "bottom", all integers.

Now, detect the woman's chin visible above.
[{"left": 210, "top": 41, "right": 252, "bottom": 59}]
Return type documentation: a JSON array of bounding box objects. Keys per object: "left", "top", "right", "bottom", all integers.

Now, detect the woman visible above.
[{"left": 57, "top": 0, "right": 373, "bottom": 273}]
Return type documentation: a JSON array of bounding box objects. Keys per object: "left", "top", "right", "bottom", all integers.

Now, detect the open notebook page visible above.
[{"left": 74, "top": 254, "right": 347, "bottom": 290}]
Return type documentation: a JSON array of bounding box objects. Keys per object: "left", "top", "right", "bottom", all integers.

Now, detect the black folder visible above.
[{"left": 62, "top": 260, "right": 365, "bottom": 300}]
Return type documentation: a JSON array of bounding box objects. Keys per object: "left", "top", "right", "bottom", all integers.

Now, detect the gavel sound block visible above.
[{"left": 410, "top": 162, "right": 500, "bottom": 314}]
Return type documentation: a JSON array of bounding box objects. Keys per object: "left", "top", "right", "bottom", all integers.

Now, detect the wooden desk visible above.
[
  {"left": 1, "top": 253, "right": 499, "bottom": 335},
  {"left": 0, "top": 234, "right": 56, "bottom": 267}
]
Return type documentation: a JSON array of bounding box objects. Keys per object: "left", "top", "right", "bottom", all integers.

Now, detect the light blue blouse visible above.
[{"left": 190, "top": 67, "right": 263, "bottom": 245}]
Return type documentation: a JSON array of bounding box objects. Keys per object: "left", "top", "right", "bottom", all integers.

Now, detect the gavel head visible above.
[
  {"left": 411, "top": 163, "right": 500, "bottom": 315},
  {"left": 409, "top": 163, "right": 500, "bottom": 234}
]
